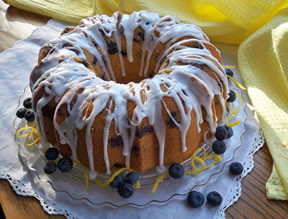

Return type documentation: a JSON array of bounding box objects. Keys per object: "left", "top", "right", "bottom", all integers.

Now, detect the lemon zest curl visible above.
[
  {"left": 225, "top": 91, "right": 242, "bottom": 127},
  {"left": 16, "top": 122, "right": 40, "bottom": 146}
]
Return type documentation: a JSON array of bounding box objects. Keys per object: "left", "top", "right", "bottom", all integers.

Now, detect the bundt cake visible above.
[{"left": 30, "top": 10, "right": 229, "bottom": 178}]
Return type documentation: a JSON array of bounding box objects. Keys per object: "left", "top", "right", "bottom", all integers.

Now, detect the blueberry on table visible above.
[
  {"left": 225, "top": 126, "right": 233, "bottom": 139},
  {"left": 44, "top": 162, "right": 57, "bottom": 174},
  {"left": 187, "top": 191, "right": 204, "bottom": 208},
  {"left": 212, "top": 140, "right": 226, "bottom": 154},
  {"left": 225, "top": 68, "right": 234, "bottom": 77},
  {"left": 110, "top": 174, "right": 124, "bottom": 188},
  {"left": 24, "top": 110, "right": 35, "bottom": 122},
  {"left": 215, "top": 126, "right": 227, "bottom": 140},
  {"left": 168, "top": 163, "right": 184, "bottom": 179},
  {"left": 23, "top": 98, "right": 32, "bottom": 109},
  {"left": 124, "top": 172, "right": 139, "bottom": 185},
  {"left": 16, "top": 108, "right": 27, "bottom": 119},
  {"left": 117, "top": 182, "right": 134, "bottom": 198},
  {"left": 227, "top": 90, "right": 236, "bottom": 103},
  {"left": 57, "top": 157, "right": 73, "bottom": 172},
  {"left": 45, "top": 147, "right": 59, "bottom": 161},
  {"left": 229, "top": 162, "right": 243, "bottom": 175},
  {"left": 207, "top": 191, "right": 223, "bottom": 206}
]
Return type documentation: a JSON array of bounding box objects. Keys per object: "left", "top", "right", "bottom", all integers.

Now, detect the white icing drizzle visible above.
[{"left": 30, "top": 10, "right": 229, "bottom": 176}]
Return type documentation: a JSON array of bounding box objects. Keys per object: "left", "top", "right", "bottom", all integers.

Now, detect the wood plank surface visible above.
[
  {"left": 0, "top": 0, "right": 287, "bottom": 218},
  {"left": 0, "top": 179, "right": 64, "bottom": 219}
]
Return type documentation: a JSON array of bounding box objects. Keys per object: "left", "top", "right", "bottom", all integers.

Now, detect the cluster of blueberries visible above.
[
  {"left": 16, "top": 98, "right": 35, "bottom": 122},
  {"left": 16, "top": 97, "right": 74, "bottom": 174},
  {"left": 43, "top": 147, "right": 74, "bottom": 174},
  {"left": 186, "top": 161, "right": 243, "bottom": 208},
  {"left": 110, "top": 171, "right": 139, "bottom": 198},
  {"left": 225, "top": 68, "right": 236, "bottom": 103},
  {"left": 212, "top": 125, "right": 233, "bottom": 154},
  {"left": 111, "top": 163, "right": 186, "bottom": 199}
]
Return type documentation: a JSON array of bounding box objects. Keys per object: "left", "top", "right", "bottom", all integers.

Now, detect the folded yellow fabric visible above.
[
  {"left": 3, "top": 0, "right": 98, "bottom": 24},
  {"left": 266, "top": 165, "right": 288, "bottom": 200},
  {"left": 238, "top": 8, "right": 288, "bottom": 200},
  {"left": 5, "top": 0, "right": 288, "bottom": 44}
]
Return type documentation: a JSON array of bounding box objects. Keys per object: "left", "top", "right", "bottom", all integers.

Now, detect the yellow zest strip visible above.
[
  {"left": 192, "top": 156, "right": 206, "bottom": 170},
  {"left": 225, "top": 91, "right": 242, "bottom": 127},
  {"left": 200, "top": 147, "right": 206, "bottom": 160},
  {"left": 190, "top": 147, "right": 207, "bottom": 172},
  {"left": 186, "top": 148, "right": 222, "bottom": 175},
  {"left": 133, "top": 180, "right": 141, "bottom": 189},
  {"left": 190, "top": 147, "right": 206, "bottom": 170},
  {"left": 73, "top": 160, "right": 82, "bottom": 166},
  {"left": 227, "top": 120, "right": 240, "bottom": 127},
  {"left": 72, "top": 160, "right": 90, "bottom": 190},
  {"left": 152, "top": 172, "right": 169, "bottom": 194},
  {"left": 226, "top": 103, "right": 238, "bottom": 116},
  {"left": 95, "top": 167, "right": 132, "bottom": 188},
  {"left": 42, "top": 149, "right": 45, "bottom": 158},
  {"left": 16, "top": 124, "right": 40, "bottom": 147},
  {"left": 203, "top": 155, "right": 222, "bottom": 169},
  {"left": 192, "top": 147, "right": 205, "bottom": 159},
  {"left": 223, "top": 65, "right": 236, "bottom": 68},
  {"left": 16, "top": 126, "right": 37, "bottom": 138},
  {"left": 227, "top": 75, "right": 246, "bottom": 90},
  {"left": 184, "top": 169, "right": 204, "bottom": 174},
  {"left": 83, "top": 168, "right": 89, "bottom": 190}
]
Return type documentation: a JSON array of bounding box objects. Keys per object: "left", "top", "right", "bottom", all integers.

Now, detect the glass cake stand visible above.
[{"left": 14, "top": 81, "right": 248, "bottom": 208}]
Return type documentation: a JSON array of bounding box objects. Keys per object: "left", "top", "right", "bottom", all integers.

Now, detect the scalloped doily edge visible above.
[{"left": 218, "top": 129, "right": 265, "bottom": 218}]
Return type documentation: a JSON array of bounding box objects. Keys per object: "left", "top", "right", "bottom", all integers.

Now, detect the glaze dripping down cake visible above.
[{"left": 30, "top": 10, "right": 229, "bottom": 178}]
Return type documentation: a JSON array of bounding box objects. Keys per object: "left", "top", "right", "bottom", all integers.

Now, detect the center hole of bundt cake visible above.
[
  {"left": 87, "top": 27, "right": 158, "bottom": 84},
  {"left": 103, "top": 42, "right": 156, "bottom": 84}
]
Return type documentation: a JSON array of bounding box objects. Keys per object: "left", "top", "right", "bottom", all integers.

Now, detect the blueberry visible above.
[
  {"left": 23, "top": 98, "right": 32, "bottom": 109},
  {"left": 207, "top": 191, "right": 223, "bottom": 206},
  {"left": 45, "top": 147, "right": 59, "bottom": 161},
  {"left": 110, "top": 174, "right": 124, "bottom": 188},
  {"left": 124, "top": 172, "right": 139, "bottom": 185},
  {"left": 225, "top": 69, "right": 234, "bottom": 77},
  {"left": 168, "top": 163, "right": 184, "bottom": 179},
  {"left": 16, "top": 108, "right": 27, "bottom": 119},
  {"left": 229, "top": 162, "right": 243, "bottom": 175},
  {"left": 227, "top": 90, "right": 236, "bottom": 102},
  {"left": 24, "top": 110, "right": 35, "bottom": 122},
  {"left": 57, "top": 157, "right": 73, "bottom": 172},
  {"left": 212, "top": 140, "right": 226, "bottom": 154},
  {"left": 215, "top": 126, "right": 227, "bottom": 140},
  {"left": 44, "top": 162, "right": 57, "bottom": 174},
  {"left": 117, "top": 182, "right": 134, "bottom": 198},
  {"left": 187, "top": 191, "right": 204, "bottom": 208},
  {"left": 225, "top": 126, "right": 233, "bottom": 139}
]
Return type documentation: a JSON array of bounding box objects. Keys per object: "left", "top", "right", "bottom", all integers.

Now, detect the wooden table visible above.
[{"left": 0, "top": 1, "right": 287, "bottom": 218}]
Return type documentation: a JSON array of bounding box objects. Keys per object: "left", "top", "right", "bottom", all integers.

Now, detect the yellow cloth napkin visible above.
[
  {"left": 4, "top": 0, "right": 288, "bottom": 44},
  {"left": 4, "top": 0, "right": 288, "bottom": 199},
  {"left": 238, "top": 8, "right": 288, "bottom": 200},
  {"left": 3, "top": 0, "right": 98, "bottom": 24}
]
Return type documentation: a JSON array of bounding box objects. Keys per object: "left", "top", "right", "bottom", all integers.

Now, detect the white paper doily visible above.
[{"left": 0, "top": 20, "right": 264, "bottom": 218}]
